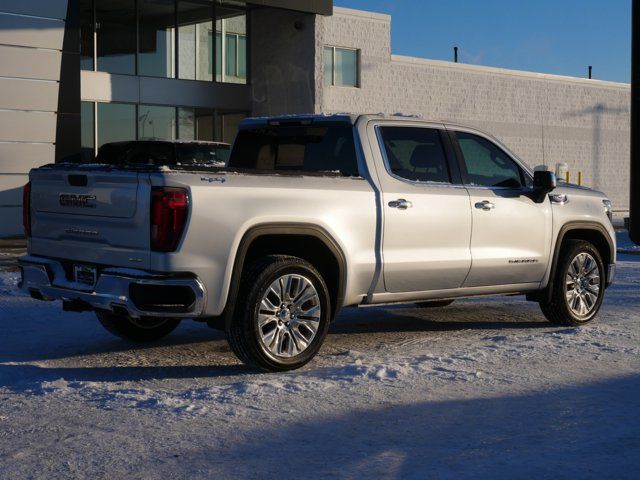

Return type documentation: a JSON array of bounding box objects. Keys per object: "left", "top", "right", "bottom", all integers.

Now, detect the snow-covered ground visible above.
[{"left": 1, "top": 255, "right": 639, "bottom": 479}]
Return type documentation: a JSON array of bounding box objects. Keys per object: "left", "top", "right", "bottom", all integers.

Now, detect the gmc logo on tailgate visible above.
[{"left": 59, "top": 194, "right": 97, "bottom": 208}]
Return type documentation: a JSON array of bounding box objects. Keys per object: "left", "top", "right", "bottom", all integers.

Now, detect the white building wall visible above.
[
  {"left": 0, "top": 1, "right": 70, "bottom": 237},
  {"left": 317, "top": 8, "right": 631, "bottom": 213}
]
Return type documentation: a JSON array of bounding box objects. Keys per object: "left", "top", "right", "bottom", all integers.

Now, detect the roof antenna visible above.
[{"left": 454, "top": 46, "right": 459, "bottom": 63}]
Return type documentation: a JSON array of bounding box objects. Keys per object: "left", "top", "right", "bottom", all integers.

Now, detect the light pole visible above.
[{"left": 631, "top": 0, "right": 640, "bottom": 244}]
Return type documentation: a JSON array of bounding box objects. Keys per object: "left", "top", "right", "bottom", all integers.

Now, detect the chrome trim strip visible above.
[{"left": 19, "top": 256, "right": 206, "bottom": 319}]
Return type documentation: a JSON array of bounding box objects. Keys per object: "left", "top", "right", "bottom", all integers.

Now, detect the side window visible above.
[
  {"left": 379, "top": 127, "right": 451, "bottom": 183},
  {"left": 456, "top": 132, "right": 523, "bottom": 188}
]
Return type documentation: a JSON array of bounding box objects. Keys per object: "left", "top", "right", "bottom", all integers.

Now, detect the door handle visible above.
[
  {"left": 475, "top": 200, "right": 496, "bottom": 211},
  {"left": 389, "top": 199, "right": 413, "bottom": 210}
]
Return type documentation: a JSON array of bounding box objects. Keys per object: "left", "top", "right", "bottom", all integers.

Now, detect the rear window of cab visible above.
[{"left": 228, "top": 125, "right": 360, "bottom": 177}]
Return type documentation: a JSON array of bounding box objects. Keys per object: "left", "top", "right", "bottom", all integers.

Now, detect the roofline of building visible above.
[
  {"left": 249, "top": 0, "right": 333, "bottom": 16},
  {"left": 332, "top": 6, "right": 391, "bottom": 22},
  {"left": 391, "top": 55, "right": 630, "bottom": 91}
]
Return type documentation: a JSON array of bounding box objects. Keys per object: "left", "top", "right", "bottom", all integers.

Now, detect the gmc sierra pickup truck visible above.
[{"left": 19, "top": 115, "right": 616, "bottom": 372}]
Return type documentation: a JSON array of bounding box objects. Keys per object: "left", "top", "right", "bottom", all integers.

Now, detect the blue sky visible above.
[{"left": 334, "top": 0, "right": 631, "bottom": 83}]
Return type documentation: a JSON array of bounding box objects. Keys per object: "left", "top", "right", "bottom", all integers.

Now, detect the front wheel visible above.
[
  {"left": 96, "top": 311, "right": 181, "bottom": 342},
  {"left": 227, "top": 255, "right": 332, "bottom": 372},
  {"left": 539, "top": 240, "right": 606, "bottom": 326}
]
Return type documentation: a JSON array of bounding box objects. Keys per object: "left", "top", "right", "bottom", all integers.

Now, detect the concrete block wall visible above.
[
  {"left": 317, "top": 8, "right": 631, "bottom": 213},
  {"left": 251, "top": 8, "right": 318, "bottom": 116}
]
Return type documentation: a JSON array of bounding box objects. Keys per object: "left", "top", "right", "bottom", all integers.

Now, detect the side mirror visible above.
[{"left": 530, "top": 171, "right": 557, "bottom": 203}]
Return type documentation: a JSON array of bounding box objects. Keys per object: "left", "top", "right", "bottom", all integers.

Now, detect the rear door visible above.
[
  {"left": 29, "top": 167, "right": 151, "bottom": 269},
  {"left": 449, "top": 129, "right": 552, "bottom": 287},
  {"left": 372, "top": 122, "right": 472, "bottom": 293}
]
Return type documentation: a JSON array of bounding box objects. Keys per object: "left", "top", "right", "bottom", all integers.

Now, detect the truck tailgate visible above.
[{"left": 29, "top": 167, "right": 151, "bottom": 269}]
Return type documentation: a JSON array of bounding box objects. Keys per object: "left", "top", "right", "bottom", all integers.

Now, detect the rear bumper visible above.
[{"left": 19, "top": 255, "right": 206, "bottom": 319}]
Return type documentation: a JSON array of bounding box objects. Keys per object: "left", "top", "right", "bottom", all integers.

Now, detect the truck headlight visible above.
[{"left": 603, "top": 200, "right": 613, "bottom": 222}]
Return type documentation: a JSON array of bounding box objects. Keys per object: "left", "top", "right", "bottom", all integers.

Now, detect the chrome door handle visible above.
[
  {"left": 389, "top": 199, "right": 413, "bottom": 210},
  {"left": 475, "top": 201, "right": 496, "bottom": 211}
]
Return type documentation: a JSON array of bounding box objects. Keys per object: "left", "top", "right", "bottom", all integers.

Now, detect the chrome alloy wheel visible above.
[
  {"left": 257, "top": 274, "right": 322, "bottom": 358},
  {"left": 565, "top": 252, "right": 601, "bottom": 317}
]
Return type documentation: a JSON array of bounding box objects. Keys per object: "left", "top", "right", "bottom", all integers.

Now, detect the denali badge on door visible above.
[{"left": 74, "top": 265, "right": 97, "bottom": 288}]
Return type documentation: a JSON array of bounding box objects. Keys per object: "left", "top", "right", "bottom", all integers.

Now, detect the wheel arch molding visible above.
[
  {"left": 222, "top": 223, "right": 348, "bottom": 329},
  {"left": 546, "top": 221, "right": 616, "bottom": 301}
]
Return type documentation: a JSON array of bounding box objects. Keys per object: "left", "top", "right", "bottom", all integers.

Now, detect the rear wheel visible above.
[
  {"left": 415, "top": 299, "right": 455, "bottom": 309},
  {"left": 227, "top": 255, "right": 331, "bottom": 372},
  {"left": 539, "top": 240, "right": 605, "bottom": 326},
  {"left": 96, "top": 311, "right": 181, "bottom": 342}
]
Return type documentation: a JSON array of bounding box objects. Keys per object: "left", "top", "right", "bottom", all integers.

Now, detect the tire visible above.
[
  {"left": 539, "top": 240, "right": 606, "bottom": 326},
  {"left": 227, "top": 255, "right": 332, "bottom": 372},
  {"left": 96, "top": 311, "right": 181, "bottom": 342},
  {"left": 415, "top": 299, "right": 455, "bottom": 309}
]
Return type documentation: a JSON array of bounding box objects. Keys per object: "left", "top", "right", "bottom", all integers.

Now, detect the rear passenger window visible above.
[
  {"left": 379, "top": 127, "right": 451, "bottom": 183},
  {"left": 228, "top": 125, "right": 360, "bottom": 177},
  {"left": 456, "top": 132, "right": 524, "bottom": 188}
]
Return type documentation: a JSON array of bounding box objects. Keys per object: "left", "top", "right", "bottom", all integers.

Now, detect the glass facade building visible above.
[{"left": 80, "top": 0, "right": 249, "bottom": 155}]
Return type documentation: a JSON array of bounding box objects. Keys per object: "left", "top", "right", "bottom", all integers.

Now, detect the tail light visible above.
[
  {"left": 22, "top": 182, "right": 31, "bottom": 237},
  {"left": 151, "top": 187, "right": 189, "bottom": 252}
]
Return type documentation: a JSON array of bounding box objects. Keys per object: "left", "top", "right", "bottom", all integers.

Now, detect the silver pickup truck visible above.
[{"left": 20, "top": 115, "right": 616, "bottom": 372}]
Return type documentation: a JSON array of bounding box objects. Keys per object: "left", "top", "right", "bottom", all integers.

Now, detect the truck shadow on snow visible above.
[
  {"left": 1, "top": 303, "right": 553, "bottom": 393},
  {"left": 201, "top": 375, "right": 640, "bottom": 479}
]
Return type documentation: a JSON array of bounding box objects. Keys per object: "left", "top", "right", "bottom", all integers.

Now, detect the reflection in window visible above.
[
  {"left": 97, "top": 103, "right": 136, "bottom": 147},
  {"left": 96, "top": 0, "right": 136, "bottom": 75},
  {"left": 178, "top": 108, "right": 214, "bottom": 141},
  {"left": 379, "top": 127, "right": 451, "bottom": 183},
  {"left": 138, "top": 105, "right": 176, "bottom": 140},
  {"left": 138, "top": 0, "right": 176, "bottom": 78},
  {"left": 80, "top": 0, "right": 94, "bottom": 71},
  {"left": 216, "top": 8, "right": 247, "bottom": 84},
  {"left": 178, "top": 1, "right": 213, "bottom": 81},
  {"left": 81, "top": 102, "right": 95, "bottom": 161},
  {"left": 457, "top": 132, "right": 523, "bottom": 188},
  {"left": 324, "top": 46, "right": 359, "bottom": 87}
]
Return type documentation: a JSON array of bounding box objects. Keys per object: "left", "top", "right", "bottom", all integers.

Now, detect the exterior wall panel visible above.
[
  {"left": 0, "top": 174, "right": 27, "bottom": 206},
  {"left": 0, "top": 143, "right": 55, "bottom": 174},
  {"left": 0, "top": 77, "right": 60, "bottom": 112},
  {"left": 0, "top": 13, "right": 65, "bottom": 50},
  {"left": 0, "top": 111, "right": 57, "bottom": 143},
  {"left": 0, "top": 0, "right": 69, "bottom": 20},
  {"left": 0, "top": 45, "right": 62, "bottom": 80}
]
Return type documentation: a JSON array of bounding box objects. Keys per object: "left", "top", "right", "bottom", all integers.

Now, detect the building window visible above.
[
  {"left": 80, "top": 0, "right": 247, "bottom": 83},
  {"left": 97, "top": 103, "right": 137, "bottom": 147},
  {"left": 178, "top": 1, "right": 214, "bottom": 81},
  {"left": 95, "top": 0, "right": 137, "bottom": 75},
  {"left": 80, "top": 1, "right": 94, "bottom": 70},
  {"left": 138, "top": 0, "right": 176, "bottom": 78},
  {"left": 83, "top": 102, "right": 246, "bottom": 157},
  {"left": 324, "top": 46, "right": 360, "bottom": 88},
  {"left": 216, "top": 8, "right": 247, "bottom": 84},
  {"left": 80, "top": 102, "right": 95, "bottom": 161},
  {"left": 138, "top": 105, "right": 177, "bottom": 140}
]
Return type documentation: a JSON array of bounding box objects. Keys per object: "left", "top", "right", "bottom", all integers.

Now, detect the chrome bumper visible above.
[{"left": 19, "top": 255, "right": 206, "bottom": 319}]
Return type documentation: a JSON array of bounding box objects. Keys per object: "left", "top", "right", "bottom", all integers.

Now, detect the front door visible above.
[
  {"left": 451, "top": 130, "right": 552, "bottom": 287},
  {"left": 374, "top": 123, "right": 473, "bottom": 293}
]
